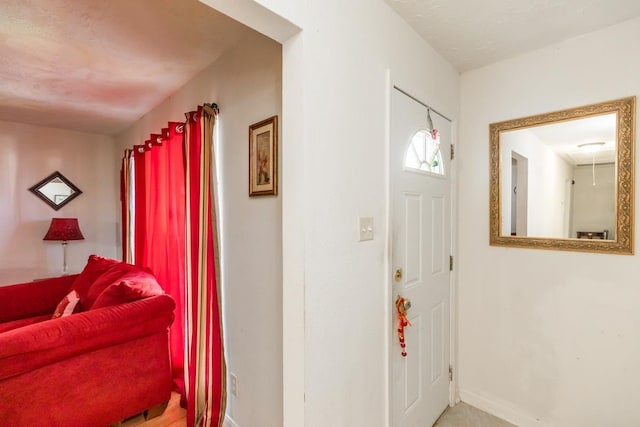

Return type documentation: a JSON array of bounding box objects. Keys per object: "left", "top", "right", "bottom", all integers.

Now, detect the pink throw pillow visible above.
[
  {"left": 92, "top": 274, "right": 164, "bottom": 309},
  {"left": 71, "top": 255, "right": 120, "bottom": 309},
  {"left": 51, "top": 290, "right": 81, "bottom": 319}
]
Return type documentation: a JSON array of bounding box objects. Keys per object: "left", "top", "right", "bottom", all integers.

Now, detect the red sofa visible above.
[{"left": 0, "top": 255, "right": 176, "bottom": 426}]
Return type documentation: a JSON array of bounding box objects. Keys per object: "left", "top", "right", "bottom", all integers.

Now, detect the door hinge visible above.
[
  {"left": 449, "top": 365, "right": 453, "bottom": 381},
  {"left": 450, "top": 144, "right": 455, "bottom": 160},
  {"left": 449, "top": 255, "right": 453, "bottom": 271}
]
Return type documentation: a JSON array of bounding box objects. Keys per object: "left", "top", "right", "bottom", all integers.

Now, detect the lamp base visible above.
[{"left": 62, "top": 241, "right": 68, "bottom": 275}]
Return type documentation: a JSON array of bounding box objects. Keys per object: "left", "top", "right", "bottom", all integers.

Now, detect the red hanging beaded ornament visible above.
[{"left": 395, "top": 296, "right": 412, "bottom": 357}]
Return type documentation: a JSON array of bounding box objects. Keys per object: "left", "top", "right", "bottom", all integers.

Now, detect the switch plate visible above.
[
  {"left": 230, "top": 373, "right": 238, "bottom": 397},
  {"left": 359, "top": 217, "right": 374, "bottom": 241}
]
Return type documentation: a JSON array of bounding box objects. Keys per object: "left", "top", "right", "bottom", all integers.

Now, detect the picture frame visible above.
[{"left": 249, "top": 115, "right": 278, "bottom": 196}]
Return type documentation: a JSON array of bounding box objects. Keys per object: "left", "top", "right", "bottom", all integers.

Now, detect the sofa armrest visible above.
[
  {"left": 0, "top": 275, "right": 77, "bottom": 323},
  {"left": 0, "top": 294, "right": 176, "bottom": 381}
]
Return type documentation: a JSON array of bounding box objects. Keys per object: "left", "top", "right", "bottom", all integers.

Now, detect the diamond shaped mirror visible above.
[{"left": 29, "top": 171, "right": 82, "bottom": 211}]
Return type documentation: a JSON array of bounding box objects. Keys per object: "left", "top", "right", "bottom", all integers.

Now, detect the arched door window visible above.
[{"left": 404, "top": 128, "right": 444, "bottom": 175}]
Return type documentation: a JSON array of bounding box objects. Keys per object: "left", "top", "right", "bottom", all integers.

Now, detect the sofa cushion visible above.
[
  {"left": 72, "top": 255, "right": 120, "bottom": 310},
  {"left": 92, "top": 272, "right": 164, "bottom": 309},
  {"left": 0, "top": 294, "right": 176, "bottom": 381},
  {"left": 52, "top": 290, "right": 81, "bottom": 319},
  {"left": 0, "top": 314, "right": 50, "bottom": 334},
  {"left": 0, "top": 275, "right": 76, "bottom": 323}
]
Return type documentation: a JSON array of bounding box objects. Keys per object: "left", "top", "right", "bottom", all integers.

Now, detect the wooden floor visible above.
[
  {"left": 120, "top": 393, "right": 186, "bottom": 427},
  {"left": 117, "top": 394, "right": 513, "bottom": 427}
]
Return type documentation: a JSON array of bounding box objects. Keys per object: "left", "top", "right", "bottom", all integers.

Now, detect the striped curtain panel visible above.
[
  {"left": 119, "top": 104, "right": 225, "bottom": 427},
  {"left": 184, "top": 104, "right": 226, "bottom": 427},
  {"left": 119, "top": 149, "right": 134, "bottom": 263}
]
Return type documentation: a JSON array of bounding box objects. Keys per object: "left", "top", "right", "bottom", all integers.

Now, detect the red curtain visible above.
[
  {"left": 121, "top": 126, "right": 187, "bottom": 397},
  {"left": 120, "top": 105, "right": 224, "bottom": 427}
]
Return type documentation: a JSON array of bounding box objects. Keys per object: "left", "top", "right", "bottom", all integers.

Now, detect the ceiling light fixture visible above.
[{"left": 577, "top": 141, "right": 606, "bottom": 152}]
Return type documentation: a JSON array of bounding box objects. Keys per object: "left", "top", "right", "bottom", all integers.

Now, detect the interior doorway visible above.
[{"left": 511, "top": 151, "right": 528, "bottom": 236}]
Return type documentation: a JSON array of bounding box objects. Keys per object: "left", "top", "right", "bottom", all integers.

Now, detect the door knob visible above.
[
  {"left": 394, "top": 268, "right": 402, "bottom": 282},
  {"left": 395, "top": 295, "right": 411, "bottom": 313}
]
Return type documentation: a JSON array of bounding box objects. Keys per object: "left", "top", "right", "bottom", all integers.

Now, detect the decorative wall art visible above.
[
  {"left": 249, "top": 115, "right": 278, "bottom": 196},
  {"left": 29, "top": 171, "right": 82, "bottom": 210}
]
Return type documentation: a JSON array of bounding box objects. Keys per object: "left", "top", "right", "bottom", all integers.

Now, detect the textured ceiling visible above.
[
  {"left": 385, "top": 0, "right": 640, "bottom": 71},
  {"left": 5, "top": 1, "right": 640, "bottom": 135},
  {"left": 0, "top": 0, "right": 253, "bottom": 135}
]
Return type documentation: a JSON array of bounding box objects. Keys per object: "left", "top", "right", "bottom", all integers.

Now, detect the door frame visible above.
[{"left": 384, "top": 70, "right": 458, "bottom": 426}]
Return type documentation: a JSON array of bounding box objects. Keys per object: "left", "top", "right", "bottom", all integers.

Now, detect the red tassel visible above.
[{"left": 395, "top": 297, "right": 412, "bottom": 357}]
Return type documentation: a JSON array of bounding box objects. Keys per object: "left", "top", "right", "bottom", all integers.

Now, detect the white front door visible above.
[{"left": 390, "top": 88, "right": 451, "bottom": 427}]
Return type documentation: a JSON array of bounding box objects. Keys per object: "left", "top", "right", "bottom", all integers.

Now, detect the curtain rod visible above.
[{"left": 393, "top": 85, "right": 452, "bottom": 123}]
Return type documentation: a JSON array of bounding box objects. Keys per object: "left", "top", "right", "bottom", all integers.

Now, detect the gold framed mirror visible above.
[{"left": 489, "top": 96, "right": 635, "bottom": 254}]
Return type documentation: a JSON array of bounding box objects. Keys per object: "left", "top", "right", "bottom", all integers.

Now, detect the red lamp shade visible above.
[{"left": 43, "top": 218, "right": 85, "bottom": 241}]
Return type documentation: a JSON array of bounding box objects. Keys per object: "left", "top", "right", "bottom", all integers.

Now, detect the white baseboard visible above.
[
  {"left": 223, "top": 415, "right": 239, "bottom": 427},
  {"left": 460, "top": 389, "right": 552, "bottom": 427}
]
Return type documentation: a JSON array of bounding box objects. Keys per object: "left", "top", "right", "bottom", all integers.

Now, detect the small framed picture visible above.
[{"left": 249, "top": 115, "right": 278, "bottom": 196}]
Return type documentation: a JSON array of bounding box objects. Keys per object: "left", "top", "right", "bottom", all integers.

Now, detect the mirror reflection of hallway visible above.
[
  {"left": 571, "top": 163, "right": 615, "bottom": 239},
  {"left": 509, "top": 152, "right": 528, "bottom": 236}
]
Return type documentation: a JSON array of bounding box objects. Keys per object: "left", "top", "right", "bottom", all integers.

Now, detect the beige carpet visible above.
[{"left": 434, "top": 402, "right": 516, "bottom": 427}]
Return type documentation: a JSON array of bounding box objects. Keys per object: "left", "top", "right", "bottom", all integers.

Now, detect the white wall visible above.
[
  {"left": 210, "top": 2, "right": 460, "bottom": 427},
  {"left": 0, "top": 121, "right": 117, "bottom": 284},
  {"left": 571, "top": 164, "right": 616, "bottom": 239},
  {"left": 459, "top": 17, "right": 640, "bottom": 427},
  {"left": 501, "top": 129, "right": 573, "bottom": 238},
  {"left": 115, "top": 31, "right": 283, "bottom": 427},
  {"left": 298, "top": 4, "right": 459, "bottom": 427}
]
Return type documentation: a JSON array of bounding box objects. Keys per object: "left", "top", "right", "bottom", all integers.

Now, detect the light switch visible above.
[{"left": 359, "top": 217, "right": 374, "bottom": 241}]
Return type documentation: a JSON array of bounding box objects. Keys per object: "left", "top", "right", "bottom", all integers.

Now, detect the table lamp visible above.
[{"left": 43, "top": 218, "right": 85, "bottom": 275}]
